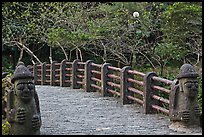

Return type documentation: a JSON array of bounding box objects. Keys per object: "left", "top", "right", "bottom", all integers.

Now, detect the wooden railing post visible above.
[
  {"left": 33, "top": 63, "right": 38, "bottom": 84},
  {"left": 71, "top": 59, "right": 80, "bottom": 89},
  {"left": 143, "top": 72, "right": 157, "bottom": 114},
  {"left": 85, "top": 60, "right": 94, "bottom": 92},
  {"left": 50, "top": 61, "right": 57, "bottom": 86},
  {"left": 101, "top": 63, "right": 112, "bottom": 97},
  {"left": 60, "top": 59, "right": 67, "bottom": 87},
  {"left": 120, "top": 66, "right": 134, "bottom": 105},
  {"left": 41, "top": 62, "right": 46, "bottom": 85}
]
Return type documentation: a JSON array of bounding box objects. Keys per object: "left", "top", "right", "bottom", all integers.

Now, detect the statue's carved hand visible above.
[
  {"left": 32, "top": 115, "right": 41, "bottom": 130},
  {"left": 195, "top": 107, "right": 201, "bottom": 117},
  {"left": 180, "top": 110, "right": 190, "bottom": 122},
  {"left": 16, "top": 108, "right": 26, "bottom": 124}
]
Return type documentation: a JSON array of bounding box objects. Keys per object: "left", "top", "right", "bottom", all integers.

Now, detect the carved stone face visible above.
[
  {"left": 181, "top": 78, "right": 198, "bottom": 99},
  {"left": 14, "top": 79, "right": 35, "bottom": 102}
]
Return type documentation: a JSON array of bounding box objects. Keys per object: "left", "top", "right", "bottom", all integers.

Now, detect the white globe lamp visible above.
[{"left": 133, "top": 12, "right": 139, "bottom": 18}]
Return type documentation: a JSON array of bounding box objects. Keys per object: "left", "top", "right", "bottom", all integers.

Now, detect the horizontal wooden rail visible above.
[
  {"left": 77, "top": 69, "right": 85, "bottom": 72},
  {"left": 107, "top": 74, "right": 120, "bottom": 80},
  {"left": 45, "top": 80, "right": 50, "bottom": 83},
  {"left": 107, "top": 66, "right": 121, "bottom": 71},
  {"left": 152, "top": 85, "right": 171, "bottom": 94},
  {"left": 127, "top": 70, "right": 145, "bottom": 77},
  {"left": 91, "top": 84, "right": 102, "bottom": 90},
  {"left": 76, "top": 81, "right": 84, "bottom": 85},
  {"left": 65, "top": 74, "right": 72, "bottom": 77},
  {"left": 65, "top": 62, "right": 72, "bottom": 65},
  {"left": 77, "top": 75, "right": 85, "bottom": 78},
  {"left": 91, "top": 77, "right": 101, "bottom": 83},
  {"left": 152, "top": 76, "right": 173, "bottom": 85},
  {"left": 55, "top": 74, "right": 60, "bottom": 77},
  {"left": 65, "top": 68, "right": 72, "bottom": 71},
  {"left": 91, "top": 70, "right": 101, "bottom": 75},
  {"left": 78, "top": 62, "right": 86, "bottom": 65},
  {"left": 151, "top": 104, "right": 169, "bottom": 115},
  {"left": 107, "top": 89, "right": 120, "bottom": 96},
  {"left": 55, "top": 80, "right": 60, "bottom": 83},
  {"left": 65, "top": 80, "right": 71, "bottom": 83},
  {"left": 151, "top": 94, "right": 169, "bottom": 104},
  {"left": 127, "top": 78, "right": 144, "bottom": 86},
  {"left": 55, "top": 69, "right": 60, "bottom": 72},
  {"left": 91, "top": 63, "right": 102, "bottom": 68},
  {"left": 128, "top": 87, "right": 143, "bottom": 96},
  {"left": 126, "top": 95, "right": 143, "bottom": 105},
  {"left": 107, "top": 81, "right": 120, "bottom": 89}
]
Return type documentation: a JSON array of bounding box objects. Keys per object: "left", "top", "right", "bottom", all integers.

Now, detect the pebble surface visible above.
[{"left": 36, "top": 85, "right": 202, "bottom": 135}]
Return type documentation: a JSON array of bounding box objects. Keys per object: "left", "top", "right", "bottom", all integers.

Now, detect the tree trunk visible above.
[
  {"left": 49, "top": 46, "right": 53, "bottom": 64},
  {"left": 132, "top": 53, "right": 137, "bottom": 69},
  {"left": 78, "top": 48, "right": 83, "bottom": 61},
  {"left": 18, "top": 48, "right": 24, "bottom": 63},
  {"left": 10, "top": 41, "right": 42, "bottom": 64},
  {"left": 57, "top": 42, "right": 68, "bottom": 60}
]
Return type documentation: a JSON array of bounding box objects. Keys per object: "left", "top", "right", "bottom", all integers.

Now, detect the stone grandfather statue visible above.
[
  {"left": 6, "top": 62, "right": 42, "bottom": 135},
  {"left": 169, "top": 64, "right": 201, "bottom": 128}
]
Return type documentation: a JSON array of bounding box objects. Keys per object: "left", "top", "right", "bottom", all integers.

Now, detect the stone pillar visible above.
[
  {"left": 7, "top": 62, "right": 41, "bottom": 135},
  {"left": 169, "top": 64, "right": 201, "bottom": 129},
  {"left": 120, "top": 66, "right": 134, "bottom": 105},
  {"left": 50, "top": 61, "right": 57, "bottom": 86},
  {"left": 41, "top": 62, "right": 46, "bottom": 85},
  {"left": 60, "top": 59, "right": 67, "bottom": 87},
  {"left": 84, "top": 60, "right": 94, "bottom": 92},
  {"left": 143, "top": 72, "right": 157, "bottom": 114},
  {"left": 71, "top": 59, "right": 80, "bottom": 89},
  {"left": 101, "top": 63, "right": 112, "bottom": 97}
]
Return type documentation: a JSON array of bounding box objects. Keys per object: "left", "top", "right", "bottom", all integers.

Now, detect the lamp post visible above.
[
  {"left": 130, "top": 11, "right": 142, "bottom": 69},
  {"left": 132, "top": 11, "right": 142, "bottom": 37}
]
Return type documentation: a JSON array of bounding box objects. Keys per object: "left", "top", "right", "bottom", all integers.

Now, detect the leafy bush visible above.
[
  {"left": 2, "top": 74, "right": 12, "bottom": 135},
  {"left": 198, "top": 76, "right": 202, "bottom": 111},
  {"left": 2, "top": 119, "right": 11, "bottom": 135}
]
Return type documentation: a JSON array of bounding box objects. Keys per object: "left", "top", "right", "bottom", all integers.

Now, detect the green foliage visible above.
[
  {"left": 198, "top": 76, "right": 202, "bottom": 111},
  {"left": 2, "top": 74, "right": 13, "bottom": 119},
  {"left": 161, "top": 2, "right": 202, "bottom": 47},
  {"left": 2, "top": 74, "right": 12, "bottom": 135},
  {"left": 2, "top": 120, "right": 11, "bottom": 135},
  {"left": 154, "top": 42, "right": 187, "bottom": 61},
  {"left": 2, "top": 56, "right": 14, "bottom": 74}
]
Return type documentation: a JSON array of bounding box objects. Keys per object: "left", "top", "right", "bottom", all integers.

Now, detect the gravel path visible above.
[{"left": 36, "top": 85, "right": 202, "bottom": 135}]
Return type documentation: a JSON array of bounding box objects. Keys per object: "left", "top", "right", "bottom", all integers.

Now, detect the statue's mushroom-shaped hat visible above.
[
  {"left": 177, "top": 64, "right": 198, "bottom": 79},
  {"left": 11, "top": 61, "right": 34, "bottom": 83}
]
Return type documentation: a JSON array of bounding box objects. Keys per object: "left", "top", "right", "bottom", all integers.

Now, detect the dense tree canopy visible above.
[{"left": 2, "top": 2, "right": 202, "bottom": 74}]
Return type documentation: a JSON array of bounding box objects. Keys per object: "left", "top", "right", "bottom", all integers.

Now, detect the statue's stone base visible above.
[{"left": 169, "top": 122, "right": 202, "bottom": 134}]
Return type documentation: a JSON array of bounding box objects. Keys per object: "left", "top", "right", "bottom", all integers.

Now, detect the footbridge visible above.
[{"left": 28, "top": 60, "right": 202, "bottom": 135}]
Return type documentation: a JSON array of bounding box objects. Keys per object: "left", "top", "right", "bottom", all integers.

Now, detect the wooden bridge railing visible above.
[
  {"left": 28, "top": 59, "right": 202, "bottom": 127},
  {"left": 28, "top": 59, "right": 173, "bottom": 116}
]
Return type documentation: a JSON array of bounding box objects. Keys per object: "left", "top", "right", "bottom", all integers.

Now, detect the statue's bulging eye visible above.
[
  {"left": 185, "top": 83, "right": 192, "bottom": 88},
  {"left": 195, "top": 82, "right": 199, "bottom": 88},
  {"left": 28, "top": 83, "right": 34, "bottom": 89},
  {"left": 16, "top": 84, "right": 24, "bottom": 90}
]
